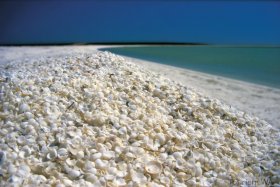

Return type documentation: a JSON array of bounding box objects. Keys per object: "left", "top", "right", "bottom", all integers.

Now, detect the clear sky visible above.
[{"left": 0, "top": 0, "right": 280, "bottom": 45}]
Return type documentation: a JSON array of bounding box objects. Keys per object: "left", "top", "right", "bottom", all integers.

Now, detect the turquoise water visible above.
[{"left": 100, "top": 46, "right": 280, "bottom": 88}]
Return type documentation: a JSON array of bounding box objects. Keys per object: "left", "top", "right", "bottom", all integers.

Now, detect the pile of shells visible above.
[{"left": 0, "top": 51, "right": 279, "bottom": 186}]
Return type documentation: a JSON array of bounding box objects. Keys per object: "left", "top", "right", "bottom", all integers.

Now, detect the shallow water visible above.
[{"left": 100, "top": 46, "right": 280, "bottom": 88}]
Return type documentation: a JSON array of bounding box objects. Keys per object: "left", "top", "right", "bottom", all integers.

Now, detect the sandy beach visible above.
[{"left": 0, "top": 46, "right": 279, "bottom": 186}]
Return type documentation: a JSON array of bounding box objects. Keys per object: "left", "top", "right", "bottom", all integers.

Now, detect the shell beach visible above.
[{"left": 0, "top": 50, "right": 279, "bottom": 186}]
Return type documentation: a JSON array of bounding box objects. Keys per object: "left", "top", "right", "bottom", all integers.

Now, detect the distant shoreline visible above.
[
  {"left": 0, "top": 42, "right": 208, "bottom": 47},
  {"left": 1, "top": 43, "right": 279, "bottom": 48}
]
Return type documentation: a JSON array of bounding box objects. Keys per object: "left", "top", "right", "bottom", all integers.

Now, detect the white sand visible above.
[{"left": 1, "top": 45, "right": 279, "bottom": 128}]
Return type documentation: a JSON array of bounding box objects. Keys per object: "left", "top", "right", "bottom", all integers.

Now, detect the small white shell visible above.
[
  {"left": 118, "top": 127, "right": 127, "bottom": 135},
  {"left": 68, "top": 147, "right": 79, "bottom": 156},
  {"left": 101, "top": 150, "right": 115, "bottom": 160},
  {"left": 155, "top": 133, "right": 166, "bottom": 145},
  {"left": 56, "top": 184, "right": 65, "bottom": 187},
  {"left": 46, "top": 148, "right": 57, "bottom": 160},
  {"left": 177, "top": 172, "right": 192, "bottom": 182},
  {"left": 83, "top": 161, "right": 95, "bottom": 172},
  {"left": 131, "top": 170, "right": 147, "bottom": 184},
  {"left": 24, "top": 112, "right": 34, "bottom": 119},
  {"left": 113, "top": 177, "right": 126, "bottom": 186},
  {"left": 76, "top": 150, "right": 84, "bottom": 159},
  {"left": 186, "top": 179, "right": 196, "bottom": 186},
  {"left": 17, "top": 164, "right": 31, "bottom": 177},
  {"left": 104, "top": 174, "right": 115, "bottom": 181},
  {"left": 57, "top": 148, "right": 68, "bottom": 160},
  {"left": 173, "top": 152, "right": 183, "bottom": 160},
  {"left": 7, "top": 164, "right": 17, "bottom": 175},
  {"left": 22, "top": 145, "right": 32, "bottom": 154},
  {"left": 195, "top": 165, "right": 202, "bottom": 177},
  {"left": 116, "top": 170, "right": 127, "bottom": 178},
  {"left": 145, "top": 161, "right": 162, "bottom": 176},
  {"left": 62, "top": 179, "right": 73, "bottom": 186},
  {"left": 160, "top": 176, "right": 170, "bottom": 185},
  {"left": 65, "top": 158, "right": 76, "bottom": 166},
  {"left": 91, "top": 152, "right": 102, "bottom": 161},
  {"left": 19, "top": 103, "right": 30, "bottom": 113},
  {"left": 125, "top": 152, "right": 136, "bottom": 160},
  {"left": 66, "top": 168, "right": 81, "bottom": 179},
  {"left": 85, "top": 173, "right": 98, "bottom": 183},
  {"left": 95, "top": 159, "right": 108, "bottom": 170},
  {"left": 114, "top": 146, "right": 124, "bottom": 154}
]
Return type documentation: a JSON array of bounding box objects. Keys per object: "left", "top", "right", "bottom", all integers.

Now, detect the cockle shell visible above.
[
  {"left": 101, "top": 150, "right": 115, "bottom": 160},
  {"left": 46, "top": 148, "right": 57, "bottom": 160},
  {"left": 83, "top": 161, "right": 95, "bottom": 172},
  {"left": 17, "top": 164, "right": 31, "bottom": 177},
  {"left": 7, "top": 164, "right": 17, "bottom": 175},
  {"left": 19, "top": 103, "right": 30, "bottom": 113},
  {"left": 186, "top": 179, "right": 196, "bottom": 187},
  {"left": 155, "top": 133, "right": 166, "bottom": 145},
  {"left": 65, "top": 158, "right": 76, "bottom": 166},
  {"left": 85, "top": 173, "right": 98, "bottom": 183},
  {"left": 95, "top": 159, "right": 108, "bottom": 170},
  {"left": 145, "top": 161, "right": 162, "bottom": 177},
  {"left": 91, "top": 152, "right": 102, "bottom": 161},
  {"left": 159, "top": 176, "right": 171, "bottom": 185},
  {"left": 113, "top": 177, "right": 126, "bottom": 186},
  {"left": 131, "top": 170, "right": 147, "bottom": 184},
  {"left": 57, "top": 148, "right": 68, "bottom": 160},
  {"left": 22, "top": 146, "right": 32, "bottom": 157},
  {"left": 66, "top": 168, "right": 81, "bottom": 179},
  {"left": 76, "top": 150, "right": 85, "bottom": 159}
]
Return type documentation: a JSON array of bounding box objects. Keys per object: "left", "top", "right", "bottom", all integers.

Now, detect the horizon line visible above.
[{"left": 1, "top": 42, "right": 279, "bottom": 47}]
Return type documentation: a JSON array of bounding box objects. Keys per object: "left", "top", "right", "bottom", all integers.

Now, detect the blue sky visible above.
[{"left": 0, "top": 1, "right": 280, "bottom": 45}]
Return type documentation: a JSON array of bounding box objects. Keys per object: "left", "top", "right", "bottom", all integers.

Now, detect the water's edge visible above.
[{"left": 100, "top": 46, "right": 280, "bottom": 89}]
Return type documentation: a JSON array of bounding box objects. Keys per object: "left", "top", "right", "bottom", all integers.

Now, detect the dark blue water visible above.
[{"left": 100, "top": 46, "right": 280, "bottom": 88}]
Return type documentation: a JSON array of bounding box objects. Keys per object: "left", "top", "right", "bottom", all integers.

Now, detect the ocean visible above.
[{"left": 100, "top": 46, "right": 280, "bottom": 88}]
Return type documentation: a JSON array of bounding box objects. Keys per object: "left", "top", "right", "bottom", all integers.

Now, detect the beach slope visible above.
[{"left": 0, "top": 46, "right": 279, "bottom": 186}]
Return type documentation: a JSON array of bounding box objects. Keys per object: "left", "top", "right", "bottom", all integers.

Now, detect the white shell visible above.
[
  {"left": 91, "top": 152, "right": 102, "bottom": 161},
  {"left": 83, "top": 161, "right": 95, "bottom": 172},
  {"left": 95, "top": 159, "right": 108, "bottom": 170},
  {"left": 85, "top": 173, "right": 98, "bottom": 183},
  {"left": 46, "top": 148, "right": 57, "bottom": 160},
  {"left": 113, "top": 177, "right": 126, "bottom": 186},
  {"left": 7, "top": 164, "right": 17, "bottom": 175},
  {"left": 66, "top": 168, "right": 81, "bottom": 179},
  {"left": 145, "top": 161, "right": 162, "bottom": 176},
  {"left": 131, "top": 170, "right": 147, "bottom": 183},
  {"left": 155, "top": 133, "right": 166, "bottom": 145},
  {"left": 57, "top": 148, "right": 68, "bottom": 159},
  {"left": 19, "top": 103, "right": 30, "bottom": 113},
  {"left": 101, "top": 150, "right": 115, "bottom": 160}
]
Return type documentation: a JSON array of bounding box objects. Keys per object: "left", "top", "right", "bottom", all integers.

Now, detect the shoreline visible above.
[
  {"left": 1, "top": 45, "right": 279, "bottom": 128},
  {"left": 97, "top": 49, "right": 280, "bottom": 129}
]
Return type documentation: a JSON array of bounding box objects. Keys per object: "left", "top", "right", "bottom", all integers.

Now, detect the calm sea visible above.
[{"left": 100, "top": 46, "right": 280, "bottom": 88}]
